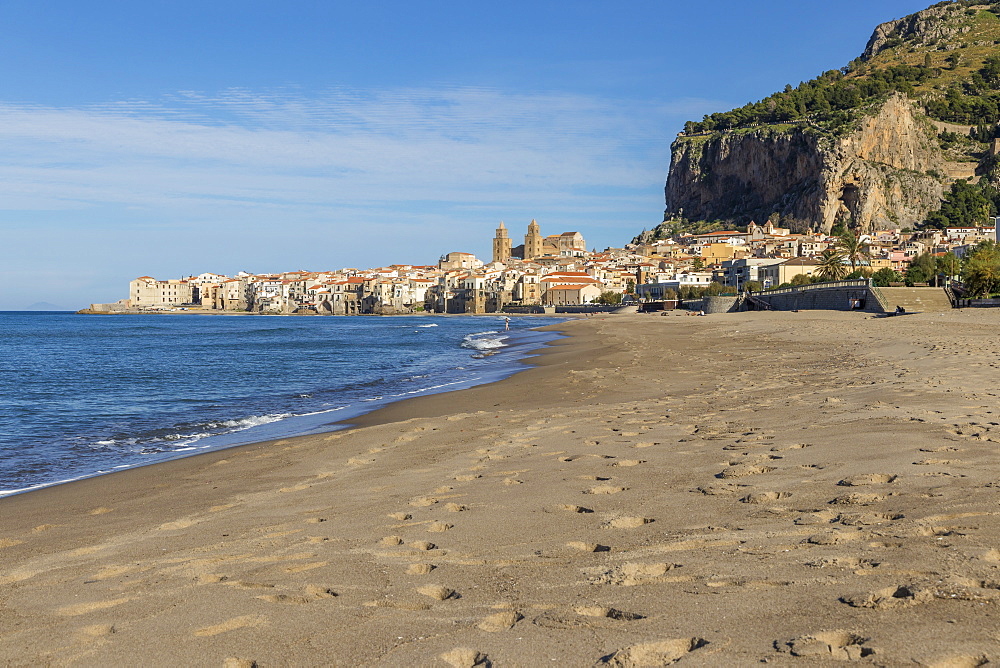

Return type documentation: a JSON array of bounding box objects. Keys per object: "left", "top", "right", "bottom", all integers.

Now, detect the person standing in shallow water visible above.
[{"left": 504, "top": 317, "right": 510, "bottom": 331}]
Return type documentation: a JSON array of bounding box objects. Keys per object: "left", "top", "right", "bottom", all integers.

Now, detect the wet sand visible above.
[{"left": 3, "top": 309, "right": 1000, "bottom": 666}]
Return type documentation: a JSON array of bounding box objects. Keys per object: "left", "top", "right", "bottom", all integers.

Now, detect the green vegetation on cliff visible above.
[
  {"left": 684, "top": 66, "right": 935, "bottom": 135},
  {"left": 685, "top": 2, "right": 1000, "bottom": 135}
]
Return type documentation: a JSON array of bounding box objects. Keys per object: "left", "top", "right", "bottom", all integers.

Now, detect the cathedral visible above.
[{"left": 492, "top": 220, "right": 586, "bottom": 264}]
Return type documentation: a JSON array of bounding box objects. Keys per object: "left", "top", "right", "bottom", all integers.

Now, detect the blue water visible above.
[{"left": 0, "top": 312, "right": 561, "bottom": 496}]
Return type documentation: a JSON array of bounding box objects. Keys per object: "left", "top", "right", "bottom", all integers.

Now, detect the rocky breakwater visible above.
[{"left": 665, "top": 93, "right": 951, "bottom": 233}]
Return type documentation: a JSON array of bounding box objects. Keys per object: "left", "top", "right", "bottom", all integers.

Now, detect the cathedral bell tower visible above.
[
  {"left": 492, "top": 221, "right": 512, "bottom": 264},
  {"left": 524, "top": 219, "right": 542, "bottom": 260}
]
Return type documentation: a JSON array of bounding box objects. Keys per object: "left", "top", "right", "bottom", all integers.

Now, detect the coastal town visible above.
[{"left": 91, "top": 218, "right": 1000, "bottom": 315}]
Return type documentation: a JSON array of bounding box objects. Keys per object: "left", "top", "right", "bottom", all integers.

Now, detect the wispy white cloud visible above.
[{"left": 0, "top": 87, "right": 720, "bottom": 213}]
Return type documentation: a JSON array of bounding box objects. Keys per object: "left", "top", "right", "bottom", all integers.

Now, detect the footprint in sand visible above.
[
  {"left": 838, "top": 474, "right": 897, "bottom": 486},
  {"left": 478, "top": 611, "right": 522, "bottom": 632},
  {"left": 559, "top": 505, "right": 595, "bottom": 514},
  {"left": 602, "top": 516, "right": 654, "bottom": 529},
  {"left": 417, "top": 584, "right": 458, "bottom": 600},
  {"left": 771, "top": 443, "right": 811, "bottom": 452},
  {"left": 585, "top": 485, "right": 628, "bottom": 495},
  {"left": 222, "top": 659, "right": 257, "bottom": 668},
  {"left": 598, "top": 638, "right": 709, "bottom": 666},
  {"left": 835, "top": 512, "right": 903, "bottom": 526},
  {"left": 444, "top": 503, "right": 467, "bottom": 512},
  {"left": 388, "top": 512, "right": 412, "bottom": 521},
  {"left": 409, "top": 540, "right": 436, "bottom": 551},
  {"left": 428, "top": 522, "right": 453, "bottom": 532},
  {"left": 439, "top": 648, "right": 489, "bottom": 668},
  {"left": 775, "top": 630, "right": 874, "bottom": 660},
  {"left": 716, "top": 464, "right": 775, "bottom": 479},
  {"left": 740, "top": 491, "right": 791, "bottom": 504},
  {"left": 830, "top": 493, "right": 887, "bottom": 506},
  {"left": 840, "top": 584, "right": 931, "bottom": 610},
  {"left": 257, "top": 586, "right": 336, "bottom": 605},
  {"left": 575, "top": 606, "right": 644, "bottom": 620},
  {"left": 912, "top": 525, "right": 967, "bottom": 537},
  {"left": 805, "top": 531, "right": 862, "bottom": 546},
  {"left": 587, "top": 562, "right": 679, "bottom": 586},
  {"left": 696, "top": 483, "right": 745, "bottom": 496},
  {"left": 611, "top": 460, "right": 645, "bottom": 468},
  {"left": 406, "top": 563, "right": 435, "bottom": 575},
  {"left": 409, "top": 497, "right": 438, "bottom": 507}
]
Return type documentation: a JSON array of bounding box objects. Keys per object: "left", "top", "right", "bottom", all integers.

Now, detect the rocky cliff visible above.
[
  {"left": 666, "top": 94, "right": 951, "bottom": 233},
  {"left": 864, "top": 3, "right": 974, "bottom": 59},
  {"left": 656, "top": 1, "right": 1000, "bottom": 236}
]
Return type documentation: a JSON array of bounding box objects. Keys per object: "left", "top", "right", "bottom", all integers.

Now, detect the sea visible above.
[{"left": 0, "top": 312, "right": 563, "bottom": 497}]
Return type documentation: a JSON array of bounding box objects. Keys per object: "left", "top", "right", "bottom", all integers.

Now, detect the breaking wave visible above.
[{"left": 460, "top": 331, "right": 509, "bottom": 351}]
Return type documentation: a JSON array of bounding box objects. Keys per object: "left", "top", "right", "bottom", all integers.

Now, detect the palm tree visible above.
[
  {"left": 817, "top": 248, "right": 848, "bottom": 281},
  {"left": 836, "top": 231, "right": 871, "bottom": 274},
  {"left": 962, "top": 242, "right": 1000, "bottom": 297}
]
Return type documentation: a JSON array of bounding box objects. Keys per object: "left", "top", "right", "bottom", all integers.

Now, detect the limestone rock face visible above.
[
  {"left": 863, "top": 4, "right": 973, "bottom": 60},
  {"left": 665, "top": 94, "right": 950, "bottom": 233}
]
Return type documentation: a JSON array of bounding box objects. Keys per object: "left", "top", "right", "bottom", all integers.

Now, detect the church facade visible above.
[{"left": 492, "top": 220, "right": 586, "bottom": 264}]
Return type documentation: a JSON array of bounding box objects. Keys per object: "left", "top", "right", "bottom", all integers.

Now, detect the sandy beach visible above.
[{"left": 4, "top": 309, "right": 1000, "bottom": 666}]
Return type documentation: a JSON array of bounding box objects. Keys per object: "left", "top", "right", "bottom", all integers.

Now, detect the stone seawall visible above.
[
  {"left": 751, "top": 285, "right": 884, "bottom": 313},
  {"left": 682, "top": 296, "right": 740, "bottom": 314}
]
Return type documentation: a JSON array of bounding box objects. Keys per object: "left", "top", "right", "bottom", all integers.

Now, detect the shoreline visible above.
[
  {"left": 0, "top": 316, "right": 587, "bottom": 510},
  {"left": 0, "top": 316, "right": 575, "bottom": 499},
  {"left": 5, "top": 309, "right": 1000, "bottom": 664}
]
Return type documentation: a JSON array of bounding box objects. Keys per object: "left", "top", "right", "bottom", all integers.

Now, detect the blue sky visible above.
[{"left": 0, "top": 0, "right": 932, "bottom": 309}]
